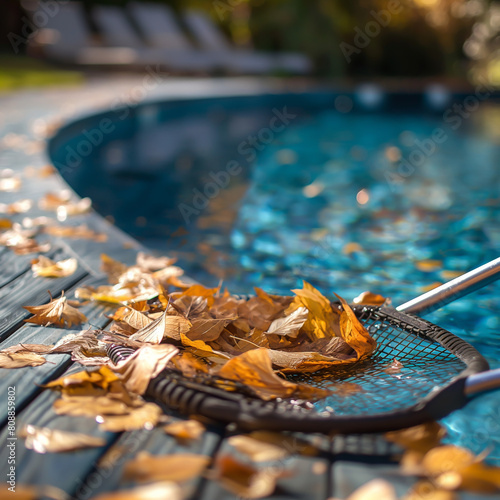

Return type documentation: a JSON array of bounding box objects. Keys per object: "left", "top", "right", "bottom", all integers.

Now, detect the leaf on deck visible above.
[
  {"left": 163, "top": 419, "right": 205, "bottom": 442},
  {"left": 24, "top": 293, "right": 87, "bottom": 328},
  {"left": 31, "top": 256, "right": 77, "bottom": 278},
  {"left": 19, "top": 425, "right": 105, "bottom": 453},
  {"left": 123, "top": 452, "right": 210, "bottom": 483},
  {"left": 90, "top": 482, "right": 182, "bottom": 500},
  {"left": 0, "top": 351, "right": 46, "bottom": 368}
]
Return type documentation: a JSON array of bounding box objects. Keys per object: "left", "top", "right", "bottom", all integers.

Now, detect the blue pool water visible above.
[{"left": 50, "top": 91, "right": 500, "bottom": 461}]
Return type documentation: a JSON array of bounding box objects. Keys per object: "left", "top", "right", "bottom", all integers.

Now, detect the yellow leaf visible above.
[
  {"left": 31, "top": 256, "right": 78, "bottom": 278},
  {"left": 287, "top": 281, "right": 338, "bottom": 340},
  {"left": 334, "top": 293, "right": 377, "bottom": 360},
  {"left": 217, "top": 348, "right": 330, "bottom": 401}
]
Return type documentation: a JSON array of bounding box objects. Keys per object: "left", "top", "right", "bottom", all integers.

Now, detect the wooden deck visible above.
[{"left": 0, "top": 78, "right": 485, "bottom": 499}]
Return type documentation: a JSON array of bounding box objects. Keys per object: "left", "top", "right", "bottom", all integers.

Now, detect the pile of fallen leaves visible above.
[
  {"left": 1, "top": 251, "right": 499, "bottom": 498},
  {"left": 10, "top": 252, "right": 379, "bottom": 404}
]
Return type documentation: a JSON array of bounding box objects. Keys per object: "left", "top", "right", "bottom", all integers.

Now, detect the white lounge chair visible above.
[
  {"left": 127, "top": 2, "right": 225, "bottom": 72},
  {"left": 183, "top": 10, "right": 313, "bottom": 74},
  {"left": 29, "top": 2, "right": 139, "bottom": 66},
  {"left": 92, "top": 5, "right": 216, "bottom": 72}
]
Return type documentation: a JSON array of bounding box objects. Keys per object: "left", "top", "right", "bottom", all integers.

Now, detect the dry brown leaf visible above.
[
  {"left": 97, "top": 402, "right": 162, "bottom": 432},
  {"left": 386, "top": 422, "right": 446, "bottom": 454},
  {"left": 90, "top": 482, "right": 182, "bottom": 500},
  {"left": 173, "top": 295, "right": 208, "bottom": 318},
  {"left": 212, "top": 454, "right": 282, "bottom": 499},
  {"left": 228, "top": 434, "right": 289, "bottom": 462},
  {"left": 185, "top": 318, "right": 228, "bottom": 341},
  {"left": 164, "top": 419, "right": 205, "bottom": 442},
  {"left": 2, "top": 343, "right": 54, "bottom": 354},
  {"left": 112, "top": 306, "right": 152, "bottom": 331},
  {"left": 24, "top": 293, "right": 87, "bottom": 328},
  {"left": 19, "top": 425, "right": 105, "bottom": 453},
  {"left": 45, "top": 366, "right": 119, "bottom": 391},
  {"left": 129, "top": 310, "right": 191, "bottom": 343},
  {"left": 334, "top": 293, "right": 377, "bottom": 360},
  {"left": 109, "top": 344, "right": 178, "bottom": 395},
  {"left": 344, "top": 479, "right": 398, "bottom": 500},
  {"left": 44, "top": 224, "right": 107, "bottom": 242},
  {"left": 384, "top": 358, "right": 404, "bottom": 374},
  {"left": 101, "top": 254, "right": 128, "bottom": 284},
  {"left": 403, "top": 480, "right": 457, "bottom": 500},
  {"left": 352, "top": 291, "right": 387, "bottom": 306},
  {"left": 123, "top": 452, "right": 210, "bottom": 483},
  {"left": 0, "top": 217, "right": 13, "bottom": 229},
  {"left": 169, "top": 351, "right": 210, "bottom": 377},
  {"left": 217, "top": 348, "right": 330, "bottom": 401},
  {"left": 287, "top": 282, "right": 339, "bottom": 340},
  {"left": 180, "top": 334, "right": 231, "bottom": 361},
  {"left": 179, "top": 284, "right": 219, "bottom": 308},
  {"left": 136, "top": 251, "right": 176, "bottom": 271},
  {"left": 31, "top": 256, "right": 78, "bottom": 278},
  {"left": 0, "top": 351, "right": 46, "bottom": 368},
  {"left": 265, "top": 306, "right": 308, "bottom": 338}
]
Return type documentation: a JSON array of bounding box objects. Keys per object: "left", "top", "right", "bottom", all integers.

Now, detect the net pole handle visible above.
[
  {"left": 396, "top": 257, "right": 500, "bottom": 316},
  {"left": 465, "top": 368, "right": 500, "bottom": 396}
]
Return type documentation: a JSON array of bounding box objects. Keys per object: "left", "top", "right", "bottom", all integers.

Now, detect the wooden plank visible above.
[
  {"left": 198, "top": 436, "right": 329, "bottom": 500},
  {"left": 0, "top": 275, "right": 116, "bottom": 427},
  {"left": 0, "top": 247, "right": 88, "bottom": 342},
  {"left": 77, "top": 422, "right": 223, "bottom": 499},
  {"left": 0, "top": 361, "right": 223, "bottom": 498},
  {"left": 0, "top": 247, "right": 37, "bottom": 289}
]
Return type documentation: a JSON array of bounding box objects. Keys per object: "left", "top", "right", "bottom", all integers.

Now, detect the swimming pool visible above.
[{"left": 49, "top": 88, "right": 500, "bottom": 460}]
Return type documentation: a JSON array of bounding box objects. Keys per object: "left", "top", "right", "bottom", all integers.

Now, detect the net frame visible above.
[{"left": 107, "top": 305, "right": 489, "bottom": 434}]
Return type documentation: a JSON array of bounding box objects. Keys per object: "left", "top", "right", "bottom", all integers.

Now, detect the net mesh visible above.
[{"left": 289, "top": 307, "right": 470, "bottom": 417}]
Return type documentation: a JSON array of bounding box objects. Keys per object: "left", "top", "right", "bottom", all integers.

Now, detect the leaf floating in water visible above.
[
  {"left": 19, "top": 425, "right": 105, "bottom": 453},
  {"left": 31, "top": 256, "right": 78, "bottom": 278},
  {"left": 24, "top": 292, "right": 87, "bottom": 328}
]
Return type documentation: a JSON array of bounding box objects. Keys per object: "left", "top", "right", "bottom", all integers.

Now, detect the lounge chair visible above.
[
  {"left": 183, "top": 9, "right": 313, "bottom": 74},
  {"left": 92, "top": 5, "right": 217, "bottom": 73},
  {"left": 29, "top": 2, "right": 139, "bottom": 66}
]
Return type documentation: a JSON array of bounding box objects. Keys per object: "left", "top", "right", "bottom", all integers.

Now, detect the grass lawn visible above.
[{"left": 0, "top": 54, "right": 84, "bottom": 93}]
